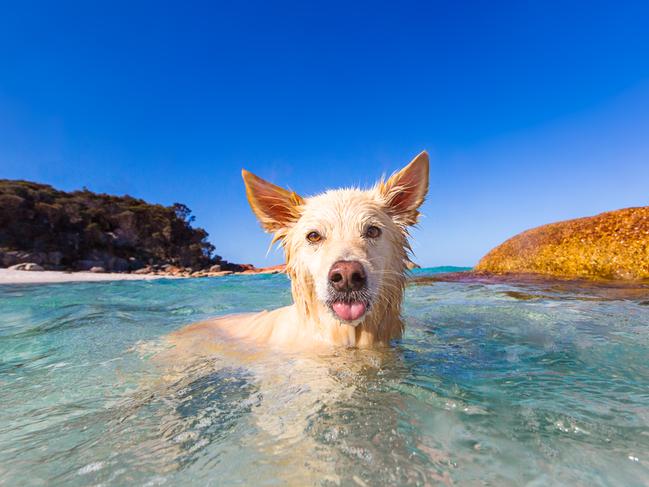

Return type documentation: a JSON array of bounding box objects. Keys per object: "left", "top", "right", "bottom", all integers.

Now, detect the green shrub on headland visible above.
[{"left": 0, "top": 180, "right": 240, "bottom": 272}]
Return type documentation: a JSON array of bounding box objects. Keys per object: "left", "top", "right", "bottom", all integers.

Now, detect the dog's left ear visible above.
[
  {"left": 378, "top": 151, "right": 429, "bottom": 226},
  {"left": 242, "top": 169, "right": 304, "bottom": 233}
]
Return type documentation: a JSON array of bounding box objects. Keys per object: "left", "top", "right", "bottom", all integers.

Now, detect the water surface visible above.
[{"left": 1, "top": 268, "right": 649, "bottom": 485}]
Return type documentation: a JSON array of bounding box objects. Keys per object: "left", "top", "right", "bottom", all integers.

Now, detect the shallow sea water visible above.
[{"left": 1, "top": 268, "right": 649, "bottom": 486}]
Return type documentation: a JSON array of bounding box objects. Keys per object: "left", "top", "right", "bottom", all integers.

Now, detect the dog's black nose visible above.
[{"left": 328, "top": 260, "right": 367, "bottom": 292}]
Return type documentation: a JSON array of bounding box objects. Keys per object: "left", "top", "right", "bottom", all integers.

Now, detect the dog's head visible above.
[{"left": 242, "top": 152, "right": 429, "bottom": 327}]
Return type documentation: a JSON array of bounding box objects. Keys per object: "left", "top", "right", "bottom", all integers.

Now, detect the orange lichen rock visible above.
[{"left": 476, "top": 207, "right": 649, "bottom": 280}]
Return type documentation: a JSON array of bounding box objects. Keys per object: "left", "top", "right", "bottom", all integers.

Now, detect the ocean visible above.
[{"left": 1, "top": 268, "right": 648, "bottom": 485}]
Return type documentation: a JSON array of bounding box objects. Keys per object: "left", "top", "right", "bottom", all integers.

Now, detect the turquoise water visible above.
[{"left": 1, "top": 268, "right": 649, "bottom": 486}]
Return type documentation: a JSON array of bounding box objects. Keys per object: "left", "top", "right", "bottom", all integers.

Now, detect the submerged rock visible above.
[{"left": 476, "top": 206, "right": 649, "bottom": 280}]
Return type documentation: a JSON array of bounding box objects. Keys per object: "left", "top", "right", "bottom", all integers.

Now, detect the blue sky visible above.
[{"left": 1, "top": 1, "right": 648, "bottom": 266}]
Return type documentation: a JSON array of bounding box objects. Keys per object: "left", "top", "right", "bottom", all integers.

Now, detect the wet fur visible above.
[{"left": 171, "top": 152, "right": 429, "bottom": 350}]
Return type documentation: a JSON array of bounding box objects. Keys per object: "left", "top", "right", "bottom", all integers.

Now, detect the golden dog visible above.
[{"left": 171, "top": 151, "right": 429, "bottom": 350}]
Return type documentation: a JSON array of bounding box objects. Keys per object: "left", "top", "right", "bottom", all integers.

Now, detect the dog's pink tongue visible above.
[{"left": 332, "top": 301, "right": 366, "bottom": 321}]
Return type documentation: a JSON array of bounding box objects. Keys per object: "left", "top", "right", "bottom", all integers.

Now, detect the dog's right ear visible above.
[{"left": 242, "top": 169, "right": 304, "bottom": 233}]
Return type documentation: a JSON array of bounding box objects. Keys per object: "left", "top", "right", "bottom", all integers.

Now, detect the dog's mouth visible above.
[
  {"left": 331, "top": 301, "right": 367, "bottom": 321},
  {"left": 327, "top": 290, "right": 371, "bottom": 323}
]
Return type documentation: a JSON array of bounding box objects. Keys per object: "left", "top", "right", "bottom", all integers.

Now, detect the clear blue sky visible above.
[{"left": 1, "top": 1, "right": 648, "bottom": 267}]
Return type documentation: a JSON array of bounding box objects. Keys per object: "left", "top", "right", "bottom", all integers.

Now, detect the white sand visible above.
[{"left": 0, "top": 269, "right": 175, "bottom": 285}]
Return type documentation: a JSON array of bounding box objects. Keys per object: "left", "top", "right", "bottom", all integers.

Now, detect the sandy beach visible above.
[{"left": 0, "top": 269, "right": 175, "bottom": 285}]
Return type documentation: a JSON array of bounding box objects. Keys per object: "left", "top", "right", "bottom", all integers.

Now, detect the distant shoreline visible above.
[
  {"left": 0, "top": 269, "right": 178, "bottom": 284},
  {"left": 0, "top": 265, "right": 286, "bottom": 285},
  {"left": 0, "top": 266, "right": 473, "bottom": 285}
]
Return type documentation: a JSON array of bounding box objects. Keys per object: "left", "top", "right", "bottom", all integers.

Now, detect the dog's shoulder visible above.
[{"left": 168, "top": 305, "right": 298, "bottom": 350}]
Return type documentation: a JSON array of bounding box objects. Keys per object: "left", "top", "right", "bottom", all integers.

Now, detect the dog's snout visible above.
[{"left": 328, "top": 260, "right": 367, "bottom": 292}]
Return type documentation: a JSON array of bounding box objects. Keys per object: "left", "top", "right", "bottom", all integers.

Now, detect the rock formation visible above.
[{"left": 476, "top": 207, "right": 649, "bottom": 280}]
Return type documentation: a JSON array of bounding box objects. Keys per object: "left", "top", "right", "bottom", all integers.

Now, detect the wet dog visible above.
[{"left": 171, "top": 152, "right": 429, "bottom": 350}]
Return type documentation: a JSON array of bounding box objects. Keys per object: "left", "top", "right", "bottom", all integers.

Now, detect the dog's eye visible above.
[
  {"left": 365, "top": 226, "right": 382, "bottom": 239},
  {"left": 306, "top": 231, "right": 322, "bottom": 243}
]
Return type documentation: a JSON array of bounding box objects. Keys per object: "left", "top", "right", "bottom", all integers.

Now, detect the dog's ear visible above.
[
  {"left": 378, "top": 151, "right": 429, "bottom": 226},
  {"left": 242, "top": 169, "right": 304, "bottom": 232}
]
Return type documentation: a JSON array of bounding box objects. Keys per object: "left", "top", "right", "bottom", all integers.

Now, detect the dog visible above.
[{"left": 170, "top": 151, "right": 429, "bottom": 351}]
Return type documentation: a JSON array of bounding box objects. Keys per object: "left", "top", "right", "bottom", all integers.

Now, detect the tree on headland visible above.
[{"left": 0, "top": 180, "right": 224, "bottom": 271}]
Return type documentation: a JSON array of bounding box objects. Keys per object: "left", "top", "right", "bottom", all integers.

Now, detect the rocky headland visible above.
[{"left": 0, "top": 180, "right": 284, "bottom": 279}]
